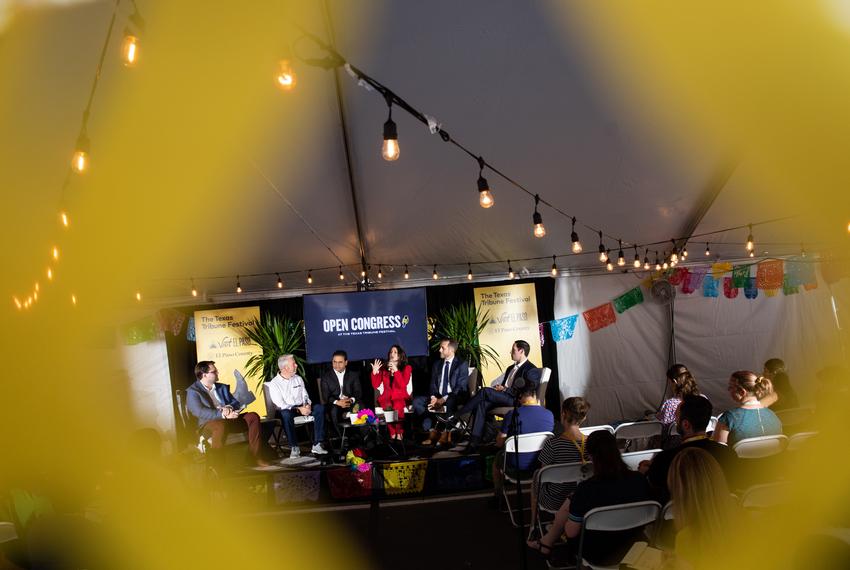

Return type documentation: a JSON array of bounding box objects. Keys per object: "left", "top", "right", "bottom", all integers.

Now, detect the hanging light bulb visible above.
[
  {"left": 377, "top": 266, "right": 383, "bottom": 280},
  {"left": 432, "top": 265, "right": 438, "bottom": 280},
  {"left": 476, "top": 157, "right": 494, "bottom": 208},
  {"left": 276, "top": 59, "right": 296, "bottom": 91},
  {"left": 633, "top": 246, "right": 641, "bottom": 268},
  {"left": 749, "top": 250, "right": 755, "bottom": 258},
  {"left": 746, "top": 224, "right": 754, "bottom": 252},
  {"left": 551, "top": 255, "right": 558, "bottom": 277},
  {"left": 339, "top": 267, "right": 345, "bottom": 281},
  {"left": 236, "top": 276, "right": 242, "bottom": 294},
  {"left": 643, "top": 249, "right": 650, "bottom": 271},
  {"left": 34, "top": 282, "right": 39, "bottom": 292},
  {"left": 46, "top": 267, "right": 53, "bottom": 280},
  {"left": 508, "top": 261, "right": 514, "bottom": 279},
  {"left": 71, "top": 294, "right": 77, "bottom": 306},
  {"left": 598, "top": 231, "right": 607, "bottom": 263},
  {"left": 71, "top": 130, "right": 90, "bottom": 174},
  {"left": 276, "top": 273, "right": 283, "bottom": 289},
  {"left": 360, "top": 266, "right": 367, "bottom": 278},
  {"left": 121, "top": 33, "right": 139, "bottom": 67},
  {"left": 670, "top": 240, "right": 679, "bottom": 263},
  {"left": 307, "top": 271, "right": 313, "bottom": 285},
  {"left": 381, "top": 98, "right": 400, "bottom": 161},
  {"left": 467, "top": 263, "right": 473, "bottom": 280},
  {"left": 52, "top": 246, "right": 59, "bottom": 261},
  {"left": 532, "top": 195, "right": 545, "bottom": 238},
  {"left": 682, "top": 245, "right": 688, "bottom": 258},
  {"left": 60, "top": 211, "right": 69, "bottom": 228},
  {"left": 655, "top": 251, "right": 661, "bottom": 271},
  {"left": 135, "top": 291, "right": 142, "bottom": 302},
  {"left": 617, "top": 240, "right": 625, "bottom": 267},
  {"left": 13, "top": 297, "right": 21, "bottom": 309},
  {"left": 570, "top": 217, "right": 582, "bottom": 253},
  {"left": 705, "top": 243, "right": 711, "bottom": 256},
  {"left": 33, "top": 290, "right": 38, "bottom": 302},
  {"left": 606, "top": 253, "right": 614, "bottom": 272},
  {"left": 191, "top": 278, "right": 198, "bottom": 297},
  {"left": 404, "top": 265, "right": 410, "bottom": 279},
  {"left": 662, "top": 255, "right": 669, "bottom": 270}
]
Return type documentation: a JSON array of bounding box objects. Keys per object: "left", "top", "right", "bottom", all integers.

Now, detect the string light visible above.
[
  {"left": 71, "top": 294, "right": 77, "bottom": 306},
  {"left": 476, "top": 157, "right": 494, "bottom": 208},
  {"left": 46, "top": 267, "right": 53, "bottom": 280},
  {"left": 52, "top": 246, "right": 59, "bottom": 261},
  {"left": 34, "top": 283, "right": 39, "bottom": 292},
  {"left": 746, "top": 224, "right": 754, "bottom": 252},
  {"left": 617, "top": 240, "right": 625, "bottom": 267},
  {"left": 643, "top": 249, "right": 650, "bottom": 271},
  {"left": 432, "top": 265, "right": 438, "bottom": 280},
  {"left": 532, "top": 195, "right": 545, "bottom": 238},
  {"left": 655, "top": 251, "right": 661, "bottom": 271},
  {"left": 633, "top": 246, "right": 641, "bottom": 268},
  {"left": 749, "top": 250, "right": 755, "bottom": 258},
  {"left": 670, "top": 240, "right": 678, "bottom": 263},
  {"left": 377, "top": 266, "right": 383, "bottom": 279},
  {"left": 191, "top": 278, "right": 198, "bottom": 297},
  {"left": 404, "top": 265, "right": 410, "bottom": 279},
  {"left": 121, "top": 34, "right": 139, "bottom": 67},
  {"left": 13, "top": 297, "right": 21, "bottom": 309},
  {"left": 598, "top": 231, "right": 607, "bottom": 263},
  {"left": 508, "top": 260, "right": 514, "bottom": 279},
  {"left": 570, "top": 217, "right": 582, "bottom": 253},
  {"left": 662, "top": 254, "right": 669, "bottom": 270},
  {"left": 682, "top": 245, "right": 688, "bottom": 258},
  {"left": 606, "top": 253, "right": 614, "bottom": 272},
  {"left": 339, "top": 266, "right": 345, "bottom": 281},
  {"left": 551, "top": 256, "right": 558, "bottom": 277},
  {"left": 467, "top": 263, "right": 473, "bottom": 280},
  {"left": 71, "top": 131, "right": 90, "bottom": 174},
  {"left": 235, "top": 276, "right": 242, "bottom": 294},
  {"left": 276, "top": 273, "right": 283, "bottom": 288},
  {"left": 360, "top": 266, "right": 367, "bottom": 278},
  {"left": 135, "top": 291, "right": 142, "bottom": 302},
  {"left": 307, "top": 270, "right": 313, "bottom": 285},
  {"left": 705, "top": 243, "right": 711, "bottom": 256},
  {"left": 60, "top": 211, "right": 69, "bottom": 228},
  {"left": 33, "top": 291, "right": 38, "bottom": 302},
  {"left": 276, "top": 59, "right": 296, "bottom": 91},
  {"left": 381, "top": 97, "right": 400, "bottom": 161}
]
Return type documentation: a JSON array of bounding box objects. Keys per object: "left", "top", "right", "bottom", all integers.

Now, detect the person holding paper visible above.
[
  {"left": 267, "top": 354, "right": 327, "bottom": 458},
  {"left": 186, "top": 360, "right": 269, "bottom": 467}
]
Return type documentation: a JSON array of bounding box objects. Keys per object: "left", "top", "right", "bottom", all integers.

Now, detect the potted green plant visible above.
[
  {"left": 242, "top": 314, "right": 306, "bottom": 391},
  {"left": 429, "top": 302, "right": 499, "bottom": 372}
]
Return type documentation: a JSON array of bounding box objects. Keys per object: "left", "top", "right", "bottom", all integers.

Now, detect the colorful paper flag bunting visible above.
[
  {"left": 703, "top": 276, "right": 720, "bottom": 297},
  {"left": 550, "top": 315, "right": 578, "bottom": 342},
  {"left": 712, "top": 262, "right": 733, "bottom": 279},
  {"left": 583, "top": 302, "right": 616, "bottom": 332},
  {"left": 756, "top": 260, "right": 784, "bottom": 289},
  {"left": 732, "top": 265, "right": 750, "bottom": 288},
  {"left": 682, "top": 266, "right": 708, "bottom": 294},
  {"left": 744, "top": 277, "right": 758, "bottom": 299},
  {"left": 723, "top": 277, "right": 739, "bottom": 299}
]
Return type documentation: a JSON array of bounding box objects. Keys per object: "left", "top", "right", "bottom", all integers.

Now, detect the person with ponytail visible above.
[
  {"left": 712, "top": 370, "right": 782, "bottom": 446},
  {"left": 760, "top": 357, "right": 800, "bottom": 411},
  {"left": 657, "top": 364, "right": 702, "bottom": 425}
]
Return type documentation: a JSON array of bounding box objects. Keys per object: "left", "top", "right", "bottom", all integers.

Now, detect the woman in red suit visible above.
[{"left": 371, "top": 344, "right": 413, "bottom": 440}]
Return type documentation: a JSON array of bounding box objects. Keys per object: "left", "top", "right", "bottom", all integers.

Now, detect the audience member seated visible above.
[
  {"left": 641, "top": 395, "right": 739, "bottom": 503},
  {"left": 413, "top": 338, "right": 469, "bottom": 446},
  {"left": 186, "top": 360, "right": 269, "bottom": 467},
  {"left": 448, "top": 339, "right": 536, "bottom": 453},
  {"left": 528, "top": 430, "right": 651, "bottom": 566},
  {"left": 370, "top": 344, "right": 413, "bottom": 440},
  {"left": 531, "top": 397, "right": 591, "bottom": 522},
  {"left": 712, "top": 370, "right": 782, "bottom": 446},
  {"left": 667, "top": 447, "right": 745, "bottom": 569},
  {"left": 268, "top": 354, "right": 327, "bottom": 458},
  {"left": 760, "top": 357, "right": 800, "bottom": 411},
  {"left": 491, "top": 371, "right": 554, "bottom": 502},
  {"left": 320, "top": 350, "right": 362, "bottom": 442},
  {"left": 657, "top": 364, "right": 702, "bottom": 426}
]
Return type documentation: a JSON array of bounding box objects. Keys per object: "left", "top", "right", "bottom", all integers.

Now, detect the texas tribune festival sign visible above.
[{"left": 474, "top": 283, "right": 540, "bottom": 383}]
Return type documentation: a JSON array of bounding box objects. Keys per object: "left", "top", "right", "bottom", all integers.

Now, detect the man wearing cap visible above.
[{"left": 448, "top": 339, "right": 537, "bottom": 453}]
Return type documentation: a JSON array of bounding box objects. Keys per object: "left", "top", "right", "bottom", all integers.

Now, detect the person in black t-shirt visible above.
[{"left": 641, "top": 395, "right": 739, "bottom": 504}]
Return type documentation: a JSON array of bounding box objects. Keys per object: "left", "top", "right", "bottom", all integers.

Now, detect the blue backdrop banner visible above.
[{"left": 303, "top": 288, "right": 428, "bottom": 363}]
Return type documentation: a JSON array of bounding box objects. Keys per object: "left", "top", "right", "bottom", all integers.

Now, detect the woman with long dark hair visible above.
[
  {"left": 370, "top": 344, "right": 413, "bottom": 440},
  {"left": 657, "top": 364, "right": 702, "bottom": 425},
  {"left": 761, "top": 357, "right": 800, "bottom": 411}
]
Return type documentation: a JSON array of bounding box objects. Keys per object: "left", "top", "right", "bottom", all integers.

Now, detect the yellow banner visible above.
[
  {"left": 473, "top": 283, "right": 540, "bottom": 385},
  {"left": 382, "top": 460, "right": 427, "bottom": 496},
  {"left": 194, "top": 306, "right": 265, "bottom": 416}
]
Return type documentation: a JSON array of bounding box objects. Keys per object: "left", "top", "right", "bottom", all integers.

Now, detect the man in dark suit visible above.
[
  {"left": 413, "top": 338, "right": 470, "bottom": 445},
  {"left": 319, "top": 350, "right": 363, "bottom": 438},
  {"left": 186, "top": 360, "right": 269, "bottom": 467},
  {"left": 449, "top": 339, "right": 536, "bottom": 453}
]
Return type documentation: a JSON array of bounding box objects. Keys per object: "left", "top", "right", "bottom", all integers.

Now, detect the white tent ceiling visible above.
[{"left": 1, "top": 0, "right": 842, "bottom": 308}]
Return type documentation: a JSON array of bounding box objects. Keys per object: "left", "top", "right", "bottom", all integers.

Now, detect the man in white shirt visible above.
[
  {"left": 319, "top": 350, "right": 363, "bottom": 440},
  {"left": 267, "top": 354, "right": 327, "bottom": 458},
  {"left": 412, "top": 339, "right": 469, "bottom": 445}
]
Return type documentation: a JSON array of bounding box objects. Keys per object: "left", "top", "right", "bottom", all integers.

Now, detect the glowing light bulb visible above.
[
  {"left": 633, "top": 257, "right": 641, "bottom": 269},
  {"left": 382, "top": 118, "right": 400, "bottom": 161},
  {"left": 60, "top": 211, "right": 69, "bottom": 228},
  {"left": 404, "top": 265, "right": 410, "bottom": 279},
  {"left": 13, "top": 297, "right": 21, "bottom": 309},
  {"left": 644, "top": 260, "right": 650, "bottom": 270},
  {"left": 360, "top": 268, "right": 366, "bottom": 278},
  {"left": 670, "top": 251, "right": 678, "bottom": 263},
  {"left": 617, "top": 252, "right": 625, "bottom": 267},
  {"left": 705, "top": 243, "right": 711, "bottom": 256},
  {"left": 33, "top": 291, "right": 38, "bottom": 302},
  {"left": 533, "top": 222, "right": 546, "bottom": 238},
  {"left": 606, "top": 259, "right": 614, "bottom": 271},
  {"left": 432, "top": 266, "right": 439, "bottom": 280},
  {"left": 34, "top": 282, "right": 39, "bottom": 292},
  {"left": 307, "top": 271, "right": 313, "bottom": 284},
  {"left": 478, "top": 174, "right": 494, "bottom": 208},
  {"left": 508, "top": 262, "right": 514, "bottom": 279},
  {"left": 599, "top": 250, "right": 608, "bottom": 263},
  {"left": 71, "top": 150, "right": 89, "bottom": 173},
  {"left": 46, "top": 267, "right": 53, "bottom": 280},
  {"left": 71, "top": 294, "right": 77, "bottom": 305},
  {"left": 749, "top": 251, "right": 755, "bottom": 258},
  {"left": 339, "top": 267, "right": 345, "bottom": 281},
  {"left": 135, "top": 291, "right": 142, "bottom": 301},
  {"left": 746, "top": 225, "right": 754, "bottom": 252},
  {"left": 551, "top": 256, "right": 558, "bottom": 277},
  {"left": 276, "top": 59, "right": 296, "bottom": 91},
  {"left": 572, "top": 236, "right": 582, "bottom": 253},
  {"left": 467, "top": 264, "right": 473, "bottom": 280},
  {"left": 377, "top": 266, "right": 383, "bottom": 280},
  {"left": 682, "top": 247, "right": 688, "bottom": 258},
  {"left": 192, "top": 286, "right": 198, "bottom": 297},
  {"left": 277, "top": 274, "right": 283, "bottom": 288},
  {"left": 121, "top": 34, "right": 139, "bottom": 67},
  {"left": 52, "top": 246, "right": 59, "bottom": 260},
  {"left": 532, "top": 205, "right": 545, "bottom": 238},
  {"left": 236, "top": 283, "right": 242, "bottom": 294},
  {"left": 662, "top": 261, "right": 669, "bottom": 270}
]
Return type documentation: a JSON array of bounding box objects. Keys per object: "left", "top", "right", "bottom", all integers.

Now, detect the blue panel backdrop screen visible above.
[{"left": 303, "top": 288, "right": 428, "bottom": 363}]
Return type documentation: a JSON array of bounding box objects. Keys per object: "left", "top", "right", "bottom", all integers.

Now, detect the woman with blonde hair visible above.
[
  {"left": 712, "top": 370, "right": 782, "bottom": 446},
  {"left": 668, "top": 447, "right": 742, "bottom": 568}
]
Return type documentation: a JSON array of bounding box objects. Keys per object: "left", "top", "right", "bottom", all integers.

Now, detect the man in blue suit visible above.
[
  {"left": 413, "top": 339, "right": 469, "bottom": 445},
  {"left": 186, "top": 361, "right": 269, "bottom": 467}
]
